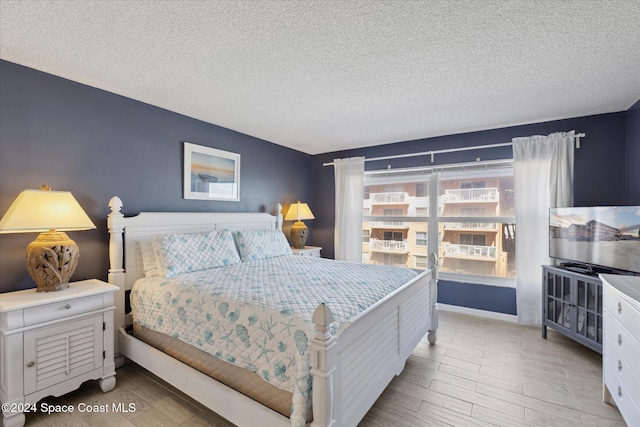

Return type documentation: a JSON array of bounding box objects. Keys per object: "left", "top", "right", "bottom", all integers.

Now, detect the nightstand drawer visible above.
[
  {"left": 291, "top": 246, "right": 321, "bottom": 257},
  {"left": 300, "top": 250, "right": 319, "bottom": 257},
  {"left": 23, "top": 294, "right": 105, "bottom": 326}
]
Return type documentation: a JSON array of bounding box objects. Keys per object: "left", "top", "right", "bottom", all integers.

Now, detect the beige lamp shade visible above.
[
  {"left": 284, "top": 201, "right": 315, "bottom": 222},
  {"left": 285, "top": 201, "right": 315, "bottom": 249},
  {"left": 0, "top": 188, "right": 96, "bottom": 292},
  {"left": 0, "top": 189, "right": 96, "bottom": 233}
]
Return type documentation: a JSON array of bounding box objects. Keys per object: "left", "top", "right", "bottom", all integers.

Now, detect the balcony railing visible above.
[
  {"left": 370, "top": 192, "right": 409, "bottom": 204},
  {"left": 444, "top": 222, "right": 498, "bottom": 231},
  {"left": 369, "top": 239, "right": 409, "bottom": 252},
  {"left": 444, "top": 243, "right": 497, "bottom": 259},
  {"left": 370, "top": 221, "right": 409, "bottom": 229},
  {"left": 443, "top": 188, "right": 499, "bottom": 203}
]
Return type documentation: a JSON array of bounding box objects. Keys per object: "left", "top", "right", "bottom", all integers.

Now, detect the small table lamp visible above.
[
  {"left": 285, "top": 201, "right": 315, "bottom": 249},
  {"left": 0, "top": 185, "right": 96, "bottom": 292}
]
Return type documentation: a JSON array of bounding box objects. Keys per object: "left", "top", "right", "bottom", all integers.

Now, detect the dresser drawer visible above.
[
  {"left": 604, "top": 284, "right": 640, "bottom": 335},
  {"left": 604, "top": 312, "right": 640, "bottom": 378},
  {"left": 604, "top": 360, "right": 640, "bottom": 426},
  {"left": 604, "top": 337, "right": 640, "bottom": 411},
  {"left": 23, "top": 294, "right": 106, "bottom": 326}
]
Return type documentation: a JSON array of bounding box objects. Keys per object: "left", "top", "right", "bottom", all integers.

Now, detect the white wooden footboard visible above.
[{"left": 309, "top": 266, "right": 435, "bottom": 426}]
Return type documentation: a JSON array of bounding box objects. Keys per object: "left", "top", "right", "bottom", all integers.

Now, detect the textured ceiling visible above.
[{"left": 1, "top": 1, "right": 639, "bottom": 155}]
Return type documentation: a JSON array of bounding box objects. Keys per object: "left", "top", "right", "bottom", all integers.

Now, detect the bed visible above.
[{"left": 107, "top": 196, "right": 438, "bottom": 427}]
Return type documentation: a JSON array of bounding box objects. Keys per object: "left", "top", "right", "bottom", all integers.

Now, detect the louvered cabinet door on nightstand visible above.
[{"left": 0, "top": 280, "right": 117, "bottom": 427}]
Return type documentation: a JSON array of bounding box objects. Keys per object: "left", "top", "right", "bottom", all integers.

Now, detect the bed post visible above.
[
  {"left": 107, "top": 196, "right": 126, "bottom": 364},
  {"left": 427, "top": 252, "right": 439, "bottom": 344},
  {"left": 275, "top": 203, "right": 283, "bottom": 231},
  {"left": 309, "top": 303, "right": 337, "bottom": 427}
]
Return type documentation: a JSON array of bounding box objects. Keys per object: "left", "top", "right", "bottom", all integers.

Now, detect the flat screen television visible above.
[{"left": 549, "top": 206, "right": 640, "bottom": 275}]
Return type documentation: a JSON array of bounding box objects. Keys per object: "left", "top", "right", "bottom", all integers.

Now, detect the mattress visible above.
[
  {"left": 133, "top": 322, "right": 293, "bottom": 417},
  {"left": 130, "top": 255, "right": 419, "bottom": 426}
]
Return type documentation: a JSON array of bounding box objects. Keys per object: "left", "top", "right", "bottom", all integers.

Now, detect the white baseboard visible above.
[{"left": 438, "top": 303, "right": 518, "bottom": 323}]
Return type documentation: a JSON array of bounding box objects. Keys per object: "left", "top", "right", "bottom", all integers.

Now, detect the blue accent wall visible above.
[
  {"left": 627, "top": 98, "right": 640, "bottom": 205},
  {"left": 0, "top": 60, "right": 313, "bottom": 292},
  {"left": 438, "top": 280, "right": 517, "bottom": 315},
  {"left": 311, "top": 112, "right": 631, "bottom": 315}
]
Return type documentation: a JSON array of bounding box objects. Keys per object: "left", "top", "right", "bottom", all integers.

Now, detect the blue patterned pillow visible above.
[
  {"left": 151, "top": 230, "right": 241, "bottom": 277},
  {"left": 234, "top": 229, "right": 292, "bottom": 262}
]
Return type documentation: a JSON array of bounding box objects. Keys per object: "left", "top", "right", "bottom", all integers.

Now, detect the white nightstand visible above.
[
  {"left": 291, "top": 246, "right": 322, "bottom": 258},
  {"left": 0, "top": 280, "right": 117, "bottom": 427}
]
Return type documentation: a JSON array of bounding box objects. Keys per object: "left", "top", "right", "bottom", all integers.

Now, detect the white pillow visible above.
[
  {"left": 151, "top": 230, "right": 241, "bottom": 277},
  {"left": 138, "top": 240, "right": 159, "bottom": 277},
  {"left": 234, "top": 229, "right": 292, "bottom": 262}
]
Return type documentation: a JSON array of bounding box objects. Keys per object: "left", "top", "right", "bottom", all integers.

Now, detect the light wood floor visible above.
[{"left": 16, "top": 310, "right": 626, "bottom": 427}]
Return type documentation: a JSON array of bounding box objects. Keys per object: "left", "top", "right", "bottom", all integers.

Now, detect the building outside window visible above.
[{"left": 362, "top": 161, "right": 516, "bottom": 284}]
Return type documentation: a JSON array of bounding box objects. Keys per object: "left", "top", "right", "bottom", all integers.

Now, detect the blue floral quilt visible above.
[{"left": 130, "top": 255, "right": 418, "bottom": 426}]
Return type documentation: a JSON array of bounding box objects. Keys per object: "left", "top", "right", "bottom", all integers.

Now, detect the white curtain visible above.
[
  {"left": 513, "top": 131, "right": 575, "bottom": 325},
  {"left": 334, "top": 157, "right": 365, "bottom": 262}
]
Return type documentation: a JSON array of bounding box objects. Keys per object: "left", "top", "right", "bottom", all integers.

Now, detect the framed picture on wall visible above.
[{"left": 183, "top": 142, "right": 240, "bottom": 201}]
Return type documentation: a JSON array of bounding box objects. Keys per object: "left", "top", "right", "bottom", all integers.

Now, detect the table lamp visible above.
[
  {"left": 0, "top": 185, "right": 96, "bottom": 292},
  {"left": 285, "top": 201, "right": 315, "bottom": 249}
]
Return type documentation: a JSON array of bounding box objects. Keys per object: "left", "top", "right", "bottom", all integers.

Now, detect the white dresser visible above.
[
  {"left": 0, "top": 280, "right": 117, "bottom": 427},
  {"left": 600, "top": 274, "right": 640, "bottom": 427}
]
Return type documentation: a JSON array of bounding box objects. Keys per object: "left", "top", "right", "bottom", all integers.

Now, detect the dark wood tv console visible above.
[{"left": 542, "top": 265, "right": 602, "bottom": 353}]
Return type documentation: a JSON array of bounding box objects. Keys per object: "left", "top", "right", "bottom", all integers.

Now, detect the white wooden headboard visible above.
[{"left": 106, "top": 196, "right": 283, "bottom": 351}]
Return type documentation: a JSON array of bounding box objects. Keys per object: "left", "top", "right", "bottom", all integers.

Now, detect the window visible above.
[
  {"left": 439, "top": 165, "right": 515, "bottom": 279},
  {"left": 362, "top": 161, "right": 515, "bottom": 283},
  {"left": 460, "top": 181, "right": 486, "bottom": 189},
  {"left": 459, "top": 207, "right": 487, "bottom": 216},
  {"left": 382, "top": 253, "right": 405, "bottom": 266},
  {"left": 383, "top": 208, "right": 403, "bottom": 216},
  {"left": 362, "top": 230, "right": 370, "bottom": 243},
  {"left": 416, "top": 232, "right": 427, "bottom": 246},
  {"left": 415, "top": 255, "right": 428, "bottom": 269},
  {"left": 416, "top": 207, "right": 429, "bottom": 216},
  {"left": 460, "top": 234, "right": 486, "bottom": 246},
  {"left": 383, "top": 231, "right": 403, "bottom": 241}
]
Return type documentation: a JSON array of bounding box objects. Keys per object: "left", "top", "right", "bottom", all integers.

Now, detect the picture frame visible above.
[{"left": 183, "top": 142, "right": 240, "bottom": 201}]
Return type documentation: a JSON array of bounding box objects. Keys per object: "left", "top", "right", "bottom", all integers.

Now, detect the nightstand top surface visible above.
[{"left": 0, "top": 279, "right": 117, "bottom": 311}]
